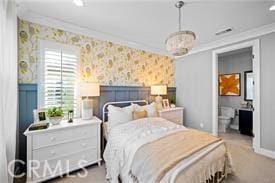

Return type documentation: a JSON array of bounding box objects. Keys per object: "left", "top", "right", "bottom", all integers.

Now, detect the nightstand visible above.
[
  {"left": 24, "top": 117, "right": 102, "bottom": 183},
  {"left": 158, "top": 107, "right": 184, "bottom": 125}
]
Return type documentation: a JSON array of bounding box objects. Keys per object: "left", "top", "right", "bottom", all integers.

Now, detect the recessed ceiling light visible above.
[
  {"left": 73, "top": 0, "right": 84, "bottom": 7},
  {"left": 270, "top": 4, "right": 275, "bottom": 11}
]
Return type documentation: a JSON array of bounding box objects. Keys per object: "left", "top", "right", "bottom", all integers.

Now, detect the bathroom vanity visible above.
[{"left": 239, "top": 108, "right": 253, "bottom": 136}]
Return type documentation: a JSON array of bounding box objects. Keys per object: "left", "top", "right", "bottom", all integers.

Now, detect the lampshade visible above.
[
  {"left": 166, "top": 31, "right": 196, "bottom": 56},
  {"left": 79, "top": 83, "right": 100, "bottom": 97},
  {"left": 151, "top": 85, "right": 167, "bottom": 95}
]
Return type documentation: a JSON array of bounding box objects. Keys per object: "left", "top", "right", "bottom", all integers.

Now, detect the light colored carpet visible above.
[
  {"left": 48, "top": 130, "right": 275, "bottom": 183},
  {"left": 49, "top": 164, "right": 106, "bottom": 183},
  {"left": 220, "top": 130, "right": 275, "bottom": 183}
]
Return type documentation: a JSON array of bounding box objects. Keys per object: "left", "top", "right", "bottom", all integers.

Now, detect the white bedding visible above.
[{"left": 103, "top": 117, "right": 223, "bottom": 183}]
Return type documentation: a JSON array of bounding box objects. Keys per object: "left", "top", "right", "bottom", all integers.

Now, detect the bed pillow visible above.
[
  {"left": 108, "top": 104, "right": 134, "bottom": 131},
  {"left": 133, "top": 110, "right": 148, "bottom": 120},
  {"left": 134, "top": 102, "right": 157, "bottom": 117}
]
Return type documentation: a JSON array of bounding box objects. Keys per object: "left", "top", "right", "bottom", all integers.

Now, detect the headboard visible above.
[
  {"left": 102, "top": 100, "right": 148, "bottom": 122},
  {"left": 90, "top": 85, "right": 176, "bottom": 120}
]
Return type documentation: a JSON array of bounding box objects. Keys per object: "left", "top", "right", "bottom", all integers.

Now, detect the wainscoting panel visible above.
[
  {"left": 18, "top": 84, "right": 37, "bottom": 171},
  {"left": 95, "top": 86, "right": 176, "bottom": 119},
  {"left": 129, "top": 91, "right": 139, "bottom": 101}
]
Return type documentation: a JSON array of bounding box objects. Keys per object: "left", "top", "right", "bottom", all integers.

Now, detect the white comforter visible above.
[{"left": 103, "top": 117, "right": 186, "bottom": 183}]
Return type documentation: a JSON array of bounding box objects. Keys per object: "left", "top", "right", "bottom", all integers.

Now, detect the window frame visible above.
[{"left": 37, "top": 40, "right": 80, "bottom": 117}]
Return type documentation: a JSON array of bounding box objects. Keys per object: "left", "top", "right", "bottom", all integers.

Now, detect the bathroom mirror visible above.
[{"left": 244, "top": 71, "right": 253, "bottom": 101}]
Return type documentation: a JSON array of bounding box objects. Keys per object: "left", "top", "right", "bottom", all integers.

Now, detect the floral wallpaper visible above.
[{"left": 18, "top": 20, "right": 175, "bottom": 86}]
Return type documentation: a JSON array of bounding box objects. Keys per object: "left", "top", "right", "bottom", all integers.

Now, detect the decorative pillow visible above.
[
  {"left": 134, "top": 102, "right": 157, "bottom": 117},
  {"left": 133, "top": 104, "right": 144, "bottom": 112},
  {"left": 108, "top": 104, "right": 134, "bottom": 131},
  {"left": 133, "top": 110, "right": 148, "bottom": 120}
]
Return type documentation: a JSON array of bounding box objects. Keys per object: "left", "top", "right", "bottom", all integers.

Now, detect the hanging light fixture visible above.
[{"left": 165, "top": 1, "right": 196, "bottom": 56}]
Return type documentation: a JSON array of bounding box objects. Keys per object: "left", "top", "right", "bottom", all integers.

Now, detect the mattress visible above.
[{"left": 103, "top": 118, "right": 232, "bottom": 183}]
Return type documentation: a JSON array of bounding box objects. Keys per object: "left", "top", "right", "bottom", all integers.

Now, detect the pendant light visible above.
[{"left": 165, "top": 1, "right": 196, "bottom": 56}]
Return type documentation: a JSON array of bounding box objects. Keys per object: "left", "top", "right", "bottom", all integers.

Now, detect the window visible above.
[{"left": 38, "top": 41, "right": 79, "bottom": 116}]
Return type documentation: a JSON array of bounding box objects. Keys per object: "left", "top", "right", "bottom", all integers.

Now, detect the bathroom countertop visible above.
[{"left": 239, "top": 108, "right": 253, "bottom": 111}]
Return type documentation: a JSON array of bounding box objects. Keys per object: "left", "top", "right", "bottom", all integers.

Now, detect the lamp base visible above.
[
  {"left": 82, "top": 99, "right": 93, "bottom": 120},
  {"left": 155, "top": 95, "right": 163, "bottom": 110}
]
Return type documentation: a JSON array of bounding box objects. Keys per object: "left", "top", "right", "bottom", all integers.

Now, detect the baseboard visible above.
[{"left": 255, "top": 147, "right": 275, "bottom": 159}]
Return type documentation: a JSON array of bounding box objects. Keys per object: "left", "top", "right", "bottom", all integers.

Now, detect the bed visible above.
[{"left": 102, "top": 100, "right": 233, "bottom": 183}]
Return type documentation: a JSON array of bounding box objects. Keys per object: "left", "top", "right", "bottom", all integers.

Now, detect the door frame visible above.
[{"left": 212, "top": 39, "right": 260, "bottom": 152}]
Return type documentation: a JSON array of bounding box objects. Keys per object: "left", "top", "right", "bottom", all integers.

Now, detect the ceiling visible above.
[{"left": 17, "top": 0, "right": 275, "bottom": 55}]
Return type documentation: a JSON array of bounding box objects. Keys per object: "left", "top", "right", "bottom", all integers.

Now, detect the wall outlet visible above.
[{"left": 200, "top": 123, "right": 204, "bottom": 128}]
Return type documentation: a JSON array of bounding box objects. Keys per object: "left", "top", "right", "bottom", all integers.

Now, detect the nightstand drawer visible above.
[
  {"left": 25, "top": 118, "right": 102, "bottom": 183},
  {"left": 158, "top": 107, "right": 184, "bottom": 125},
  {"left": 168, "top": 118, "right": 183, "bottom": 124},
  {"left": 33, "top": 125, "right": 97, "bottom": 149},
  {"left": 33, "top": 137, "right": 98, "bottom": 161},
  {"left": 33, "top": 149, "right": 98, "bottom": 180},
  {"left": 160, "top": 110, "right": 182, "bottom": 119}
]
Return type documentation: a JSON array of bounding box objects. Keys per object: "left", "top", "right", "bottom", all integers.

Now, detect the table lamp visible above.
[
  {"left": 79, "top": 83, "right": 100, "bottom": 120},
  {"left": 151, "top": 85, "right": 167, "bottom": 110}
]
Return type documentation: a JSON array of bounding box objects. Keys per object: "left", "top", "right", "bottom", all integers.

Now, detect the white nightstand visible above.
[
  {"left": 24, "top": 117, "right": 102, "bottom": 183},
  {"left": 158, "top": 107, "right": 184, "bottom": 125}
]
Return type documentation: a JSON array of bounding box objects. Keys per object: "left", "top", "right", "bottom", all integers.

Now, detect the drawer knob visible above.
[
  {"left": 50, "top": 137, "right": 56, "bottom": 141},
  {"left": 51, "top": 151, "right": 56, "bottom": 155}
]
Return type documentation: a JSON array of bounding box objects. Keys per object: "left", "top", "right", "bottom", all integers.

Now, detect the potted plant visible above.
[{"left": 47, "top": 107, "right": 64, "bottom": 125}]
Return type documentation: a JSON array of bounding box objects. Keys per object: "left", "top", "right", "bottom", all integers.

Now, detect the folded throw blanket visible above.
[{"left": 129, "top": 129, "right": 222, "bottom": 183}]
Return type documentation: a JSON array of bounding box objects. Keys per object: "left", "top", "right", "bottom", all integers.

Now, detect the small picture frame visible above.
[
  {"left": 33, "top": 109, "right": 47, "bottom": 123},
  {"left": 162, "top": 99, "right": 170, "bottom": 109}
]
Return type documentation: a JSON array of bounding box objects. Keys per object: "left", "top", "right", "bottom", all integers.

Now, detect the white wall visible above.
[
  {"left": 260, "top": 33, "right": 275, "bottom": 151},
  {"left": 176, "top": 51, "right": 213, "bottom": 132},
  {"left": 176, "top": 33, "right": 275, "bottom": 152}
]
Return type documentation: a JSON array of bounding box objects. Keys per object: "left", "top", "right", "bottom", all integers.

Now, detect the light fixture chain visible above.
[
  {"left": 178, "top": 6, "right": 181, "bottom": 31},
  {"left": 166, "top": 1, "right": 196, "bottom": 56}
]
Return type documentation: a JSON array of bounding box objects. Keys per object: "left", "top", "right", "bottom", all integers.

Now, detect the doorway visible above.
[{"left": 212, "top": 40, "right": 260, "bottom": 152}]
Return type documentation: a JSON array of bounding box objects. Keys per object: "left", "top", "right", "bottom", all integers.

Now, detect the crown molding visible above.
[
  {"left": 16, "top": 9, "right": 169, "bottom": 56},
  {"left": 183, "top": 22, "right": 275, "bottom": 57},
  {"left": 17, "top": 6, "right": 275, "bottom": 59}
]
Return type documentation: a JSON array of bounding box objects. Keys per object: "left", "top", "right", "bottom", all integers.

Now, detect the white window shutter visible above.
[{"left": 39, "top": 41, "right": 78, "bottom": 117}]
